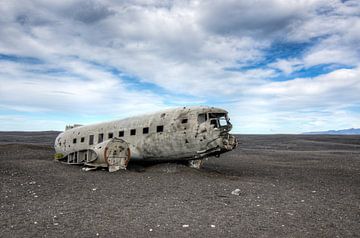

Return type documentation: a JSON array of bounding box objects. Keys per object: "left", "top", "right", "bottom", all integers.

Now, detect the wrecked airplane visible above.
[{"left": 54, "top": 106, "right": 238, "bottom": 172}]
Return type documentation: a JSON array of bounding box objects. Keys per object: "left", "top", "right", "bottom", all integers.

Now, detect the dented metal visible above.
[{"left": 54, "top": 106, "right": 238, "bottom": 172}]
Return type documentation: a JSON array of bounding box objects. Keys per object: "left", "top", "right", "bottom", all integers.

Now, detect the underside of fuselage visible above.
[{"left": 55, "top": 139, "right": 235, "bottom": 172}]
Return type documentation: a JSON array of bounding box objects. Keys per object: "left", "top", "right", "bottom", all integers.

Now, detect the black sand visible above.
[{"left": 0, "top": 132, "right": 359, "bottom": 237}]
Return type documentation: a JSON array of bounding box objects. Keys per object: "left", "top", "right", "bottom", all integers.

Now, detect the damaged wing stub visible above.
[
  {"left": 54, "top": 106, "right": 238, "bottom": 172},
  {"left": 56, "top": 138, "right": 130, "bottom": 172},
  {"left": 88, "top": 138, "right": 131, "bottom": 172}
]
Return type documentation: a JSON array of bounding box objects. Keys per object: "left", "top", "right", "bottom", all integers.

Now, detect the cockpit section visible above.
[
  {"left": 209, "top": 113, "right": 232, "bottom": 131},
  {"left": 198, "top": 112, "right": 232, "bottom": 131},
  {"left": 196, "top": 110, "right": 237, "bottom": 155}
]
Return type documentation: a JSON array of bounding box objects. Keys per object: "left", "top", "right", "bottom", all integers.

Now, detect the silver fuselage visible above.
[{"left": 54, "top": 106, "right": 237, "bottom": 162}]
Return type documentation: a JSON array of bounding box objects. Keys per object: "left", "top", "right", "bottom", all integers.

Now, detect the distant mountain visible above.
[{"left": 303, "top": 128, "right": 360, "bottom": 135}]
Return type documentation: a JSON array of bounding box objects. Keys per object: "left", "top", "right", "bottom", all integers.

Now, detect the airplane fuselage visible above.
[{"left": 54, "top": 106, "right": 237, "bottom": 171}]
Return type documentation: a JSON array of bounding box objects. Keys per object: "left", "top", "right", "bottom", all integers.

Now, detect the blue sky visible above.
[{"left": 0, "top": 0, "right": 359, "bottom": 133}]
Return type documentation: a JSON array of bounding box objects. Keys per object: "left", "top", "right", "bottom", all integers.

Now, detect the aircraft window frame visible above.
[
  {"left": 89, "top": 135, "right": 94, "bottom": 145},
  {"left": 210, "top": 118, "right": 219, "bottom": 128},
  {"left": 207, "top": 112, "right": 231, "bottom": 129},
  {"left": 198, "top": 113, "right": 207, "bottom": 124},
  {"left": 143, "top": 127, "right": 149, "bottom": 134},
  {"left": 130, "top": 129, "right": 136, "bottom": 136},
  {"left": 108, "top": 132, "right": 113, "bottom": 139},
  {"left": 157, "top": 125, "right": 164, "bottom": 133},
  {"left": 80, "top": 137, "right": 85, "bottom": 143},
  {"left": 181, "top": 118, "right": 188, "bottom": 124},
  {"left": 73, "top": 138, "right": 77, "bottom": 144},
  {"left": 219, "top": 116, "right": 228, "bottom": 127},
  {"left": 119, "top": 131, "right": 124, "bottom": 137},
  {"left": 98, "top": 133, "right": 104, "bottom": 143}
]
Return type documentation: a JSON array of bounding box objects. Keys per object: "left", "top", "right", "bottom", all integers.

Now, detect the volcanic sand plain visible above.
[{"left": 0, "top": 131, "right": 359, "bottom": 237}]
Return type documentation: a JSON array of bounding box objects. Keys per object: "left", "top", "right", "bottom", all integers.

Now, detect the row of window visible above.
[{"left": 72, "top": 125, "right": 165, "bottom": 145}]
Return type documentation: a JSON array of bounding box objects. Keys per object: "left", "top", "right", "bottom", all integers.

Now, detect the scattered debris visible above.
[
  {"left": 92, "top": 188, "right": 97, "bottom": 191},
  {"left": 182, "top": 224, "right": 189, "bottom": 228},
  {"left": 231, "top": 189, "right": 241, "bottom": 196},
  {"left": 82, "top": 167, "right": 96, "bottom": 172},
  {"left": 34, "top": 221, "right": 38, "bottom": 225},
  {"left": 211, "top": 225, "right": 216, "bottom": 228},
  {"left": 149, "top": 229, "right": 153, "bottom": 232}
]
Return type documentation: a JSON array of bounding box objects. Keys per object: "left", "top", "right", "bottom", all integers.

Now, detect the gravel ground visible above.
[{"left": 0, "top": 132, "right": 359, "bottom": 237}]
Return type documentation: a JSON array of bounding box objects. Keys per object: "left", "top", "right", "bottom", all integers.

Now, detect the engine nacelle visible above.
[{"left": 87, "top": 138, "right": 131, "bottom": 172}]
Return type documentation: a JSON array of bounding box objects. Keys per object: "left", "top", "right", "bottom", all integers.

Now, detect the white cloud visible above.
[
  {"left": 0, "top": 0, "right": 359, "bottom": 132},
  {"left": 252, "top": 67, "right": 360, "bottom": 108},
  {"left": 303, "top": 35, "right": 360, "bottom": 67},
  {"left": 269, "top": 59, "right": 303, "bottom": 75},
  {"left": 226, "top": 67, "right": 360, "bottom": 133},
  {"left": 0, "top": 59, "right": 167, "bottom": 117},
  {"left": 198, "top": 0, "right": 313, "bottom": 38}
]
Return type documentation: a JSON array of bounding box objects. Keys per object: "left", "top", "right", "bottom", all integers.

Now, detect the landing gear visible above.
[{"left": 187, "top": 159, "right": 203, "bottom": 169}]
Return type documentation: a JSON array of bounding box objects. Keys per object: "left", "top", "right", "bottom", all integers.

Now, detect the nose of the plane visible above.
[{"left": 223, "top": 134, "right": 238, "bottom": 150}]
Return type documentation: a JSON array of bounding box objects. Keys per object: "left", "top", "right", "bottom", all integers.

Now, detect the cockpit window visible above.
[
  {"left": 208, "top": 113, "right": 225, "bottom": 119},
  {"left": 210, "top": 119, "right": 218, "bottom": 128},
  {"left": 208, "top": 113, "right": 231, "bottom": 129},
  {"left": 198, "top": 113, "right": 207, "bottom": 124},
  {"left": 219, "top": 116, "right": 227, "bottom": 127}
]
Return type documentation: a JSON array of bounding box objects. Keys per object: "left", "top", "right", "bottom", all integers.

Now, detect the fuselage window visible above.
[
  {"left": 198, "top": 113, "right": 207, "bottom": 124},
  {"left": 80, "top": 137, "right": 85, "bottom": 143},
  {"left": 89, "top": 135, "right": 94, "bottom": 145},
  {"left": 210, "top": 119, "right": 219, "bottom": 128},
  {"left": 181, "top": 118, "right": 188, "bottom": 124},
  {"left": 130, "top": 129, "right": 136, "bottom": 136},
  {"left": 98, "top": 133, "right": 104, "bottom": 143},
  {"left": 73, "top": 138, "right": 77, "bottom": 144},
  {"left": 157, "top": 125, "right": 164, "bottom": 133},
  {"left": 143, "top": 127, "right": 149, "bottom": 134},
  {"left": 119, "top": 131, "right": 124, "bottom": 137},
  {"left": 108, "top": 132, "right": 113, "bottom": 139}
]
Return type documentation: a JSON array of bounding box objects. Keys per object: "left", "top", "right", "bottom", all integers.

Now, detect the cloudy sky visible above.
[{"left": 0, "top": 0, "right": 359, "bottom": 133}]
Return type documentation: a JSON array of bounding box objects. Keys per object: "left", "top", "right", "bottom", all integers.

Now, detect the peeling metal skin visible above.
[{"left": 54, "top": 106, "right": 238, "bottom": 172}]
